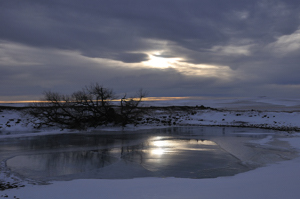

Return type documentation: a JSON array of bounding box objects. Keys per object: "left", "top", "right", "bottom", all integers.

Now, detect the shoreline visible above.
[{"left": 2, "top": 105, "right": 300, "bottom": 136}]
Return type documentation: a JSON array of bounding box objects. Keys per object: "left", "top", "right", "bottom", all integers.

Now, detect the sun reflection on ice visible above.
[
  {"left": 151, "top": 148, "right": 165, "bottom": 155},
  {"left": 149, "top": 136, "right": 216, "bottom": 157},
  {"left": 149, "top": 137, "right": 217, "bottom": 157}
]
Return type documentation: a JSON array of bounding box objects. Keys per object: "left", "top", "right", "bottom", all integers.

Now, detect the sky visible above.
[{"left": 1, "top": 0, "right": 300, "bottom": 101}]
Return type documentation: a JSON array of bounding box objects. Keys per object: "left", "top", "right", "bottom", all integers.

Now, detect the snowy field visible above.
[
  {"left": 1, "top": 96, "right": 300, "bottom": 133},
  {"left": 1, "top": 97, "right": 300, "bottom": 199}
]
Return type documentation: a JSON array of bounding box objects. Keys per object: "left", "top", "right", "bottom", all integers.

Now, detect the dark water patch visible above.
[
  {"left": 0, "top": 127, "right": 291, "bottom": 181},
  {"left": 6, "top": 150, "right": 118, "bottom": 179}
]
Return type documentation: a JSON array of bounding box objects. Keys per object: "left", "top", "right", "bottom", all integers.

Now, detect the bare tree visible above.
[
  {"left": 27, "top": 84, "right": 147, "bottom": 130},
  {"left": 119, "top": 89, "right": 148, "bottom": 126}
]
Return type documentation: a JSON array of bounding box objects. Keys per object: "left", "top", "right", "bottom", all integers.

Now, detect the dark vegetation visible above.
[
  {"left": 26, "top": 84, "right": 147, "bottom": 130},
  {"left": 0, "top": 181, "right": 24, "bottom": 191}
]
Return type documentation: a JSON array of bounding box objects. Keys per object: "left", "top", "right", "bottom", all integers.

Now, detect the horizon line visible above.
[{"left": 0, "top": 96, "right": 234, "bottom": 104}]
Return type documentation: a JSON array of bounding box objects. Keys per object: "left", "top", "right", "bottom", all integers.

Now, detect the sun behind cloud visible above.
[
  {"left": 143, "top": 52, "right": 182, "bottom": 69},
  {"left": 141, "top": 51, "right": 235, "bottom": 79}
]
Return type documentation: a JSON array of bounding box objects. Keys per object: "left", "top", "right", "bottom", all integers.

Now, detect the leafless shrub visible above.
[{"left": 27, "top": 84, "right": 147, "bottom": 130}]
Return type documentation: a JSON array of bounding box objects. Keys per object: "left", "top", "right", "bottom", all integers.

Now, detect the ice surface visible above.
[{"left": 3, "top": 138, "right": 300, "bottom": 199}]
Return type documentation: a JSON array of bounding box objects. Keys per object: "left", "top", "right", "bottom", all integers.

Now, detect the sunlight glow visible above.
[
  {"left": 143, "top": 52, "right": 182, "bottom": 69},
  {"left": 0, "top": 96, "right": 233, "bottom": 104},
  {"left": 153, "top": 140, "right": 169, "bottom": 147},
  {"left": 141, "top": 51, "right": 234, "bottom": 79}
]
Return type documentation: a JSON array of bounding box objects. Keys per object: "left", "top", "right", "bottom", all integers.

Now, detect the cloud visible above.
[
  {"left": 0, "top": 41, "right": 239, "bottom": 100},
  {"left": 210, "top": 44, "right": 254, "bottom": 56},
  {"left": 112, "top": 53, "right": 149, "bottom": 63},
  {"left": 267, "top": 29, "right": 300, "bottom": 55},
  {"left": 1, "top": 0, "right": 300, "bottom": 100}
]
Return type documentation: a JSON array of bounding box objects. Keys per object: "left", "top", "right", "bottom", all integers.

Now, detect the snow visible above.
[
  {"left": 1, "top": 97, "right": 300, "bottom": 198},
  {"left": 2, "top": 97, "right": 300, "bottom": 135}
]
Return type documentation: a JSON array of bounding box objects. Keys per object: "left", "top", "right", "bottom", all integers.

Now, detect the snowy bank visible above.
[{"left": 2, "top": 97, "right": 300, "bottom": 134}]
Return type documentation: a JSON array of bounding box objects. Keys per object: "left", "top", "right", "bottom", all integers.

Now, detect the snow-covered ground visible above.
[
  {"left": 1, "top": 97, "right": 300, "bottom": 198},
  {"left": 1, "top": 97, "right": 300, "bottom": 133}
]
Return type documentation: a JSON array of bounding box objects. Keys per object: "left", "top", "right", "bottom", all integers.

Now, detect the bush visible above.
[{"left": 27, "top": 83, "right": 147, "bottom": 130}]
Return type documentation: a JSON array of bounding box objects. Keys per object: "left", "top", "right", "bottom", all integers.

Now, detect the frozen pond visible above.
[{"left": 0, "top": 127, "right": 296, "bottom": 182}]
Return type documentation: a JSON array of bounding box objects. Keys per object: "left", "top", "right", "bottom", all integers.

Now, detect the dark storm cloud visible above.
[
  {"left": 2, "top": 0, "right": 297, "bottom": 59},
  {"left": 1, "top": 0, "right": 300, "bottom": 100},
  {"left": 2, "top": 0, "right": 300, "bottom": 59},
  {"left": 99, "top": 52, "right": 148, "bottom": 63}
]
